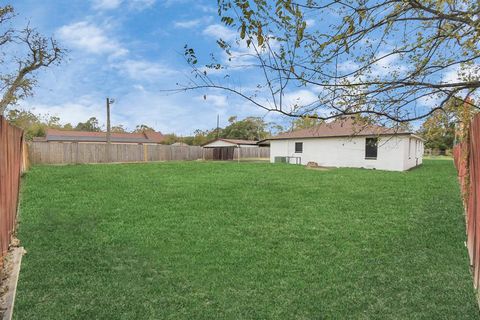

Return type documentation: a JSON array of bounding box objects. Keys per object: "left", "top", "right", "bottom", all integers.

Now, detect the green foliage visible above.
[
  {"left": 420, "top": 97, "right": 478, "bottom": 150},
  {"left": 111, "top": 125, "right": 127, "bottom": 133},
  {"left": 5, "top": 109, "right": 65, "bottom": 140},
  {"left": 182, "top": 116, "right": 272, "bottom": 145},
  {"left": 191, "top": 128, "right": 220, "bottom": 145},
  {"left": 15, "top": 160, "right": 480, "bottom": 318},
  {"left": 291, "top": 114, "right": 324, "bottom": 130},
  {"left": 221, "top": 116, "right": 268, "bottom": 140},
  {"left": 420, "top": 115, "right": 455, "bottom": 151},
  {"left": 132, "top": 124, "right": 155, "bottom": 133},
  {"left": 162, "top": 133, "right": 182, "bottom": 145},
  {"left": 74, "top": 117, "right": 101, "bottom": 132}
]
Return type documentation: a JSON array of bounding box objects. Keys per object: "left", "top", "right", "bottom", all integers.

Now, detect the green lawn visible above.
[{"left": 14, "top": 160, "right": 480, "bottom": 319}]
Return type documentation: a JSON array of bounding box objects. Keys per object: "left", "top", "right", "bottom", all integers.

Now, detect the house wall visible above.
[
  {"left": 269, "top": 135, "right": 423, "bottom": 171},
  {"left": 402, "top": 136, "right": 424, "bottom": 170}
]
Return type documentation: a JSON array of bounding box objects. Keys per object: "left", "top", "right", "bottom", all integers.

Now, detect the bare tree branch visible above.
[
  {"left": 0, "top": 5, "right": 64, "bottom": 115},
  {"left": 178, "top": 0, "right": 480, "bottom": 124}
]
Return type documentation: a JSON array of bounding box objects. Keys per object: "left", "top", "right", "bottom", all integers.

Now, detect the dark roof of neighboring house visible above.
[
  {"left": 202, "top": 138, "right": 259, "bottom": 147},
  {"left": 34, "top": 129, "right": 165, "bottom": 143},
  {"left": 264, "top": 117, "right": 413, "bottom": 141}
]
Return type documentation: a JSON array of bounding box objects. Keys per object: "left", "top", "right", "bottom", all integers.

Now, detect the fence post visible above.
[
  {"left": 75, "top": 142, "right": 79, "bottom": 164},
  {"left": 143, "top": 144, "right": 148, "bottom": 162}
]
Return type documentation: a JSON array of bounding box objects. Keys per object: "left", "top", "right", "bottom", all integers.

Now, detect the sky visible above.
[
  {"left": 6, "top": 1, "right": 470, "bottom": 135},
  {"left": 8, "top": 0, "right": 293, "bottom": 135}
]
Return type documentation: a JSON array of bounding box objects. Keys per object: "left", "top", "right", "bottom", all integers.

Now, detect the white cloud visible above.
[
  {"left": 203, "top": 24, "right": 236, "bottom": 41},
  {"left": 337, "top": 61, "right": 359, "bottom": 73},
  {"left": 283, "top": 89, "right": 318, "bottom": 108},
  {"left": 305, "top": 19, "right": 316, "bottom": 27},
  {"left": 92, "top": 0, "right": 122, "bottom": 10},
  {"left": 129, "top": 0, "right": 156, "bottom": 10},
  {"left": 174, "top": 17, "right": 213, "bottom": 29},
  {"left": 161, "top": 0, "right": 191, "bottom": 7},
  {"left": 57, "top": 21, "right": 128, "bottom": 57},
  {"left": 196, "top": 94, "right": 228, "bottom": 108},
  {"left": 91, "top": 0, "right": 155, "bottom": 10},
  {"left": 174, "top": 19, "right": 202, "bottom": 28},
  {"left": 443, "top": 64, "right": 480, "bottom": 84},
  {"left": 114, "top": 59, "right": 179, "bottom": 81},
  {"left": 197, "top": 5, "right": 217, "bottom": 13},
  {"left": 371, "top": 52, "right": 407, "bottom": 77},
  {"left": 23, "top": 95, "right": 106, "bottom": 128}
]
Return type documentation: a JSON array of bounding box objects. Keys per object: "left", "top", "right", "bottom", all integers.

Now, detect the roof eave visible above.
[{"left": 264, "top": 132, "right": 414, "bottom": 141}]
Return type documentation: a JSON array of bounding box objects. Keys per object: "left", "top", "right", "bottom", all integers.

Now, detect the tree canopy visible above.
[
  {"left": 133, "top": 124, "right": 156, "bottom": 133},
  {"left": 222, "top": 116, "right": 268, "bottom": 140},
  {"left": 181, "top": 0, "right": 480, "bottom": 125},
  {"left": 291, "top": 114, "right": 324, "bottom": 130},
  {"left": 419, "top": 96, "right": 477, "bottom": 150},
  {"left": 75, "top": 117, "right": 101, "bottom": 132}
]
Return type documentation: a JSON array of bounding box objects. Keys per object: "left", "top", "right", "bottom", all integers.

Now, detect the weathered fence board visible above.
[
  {"left": 453, "top": 114, "right": 480, "bottom": 291},
  {"left": 29, "top": 142, "right": 270, "bottom": 164},
  {"left": 203, "top": 147, "right": 270, "bottom": 160},
  {"left": 234, "top": 147, "right": 270, "bottom": 159},
  {"left": 0, "top": 116, "right": 25, "bottom": 265}
]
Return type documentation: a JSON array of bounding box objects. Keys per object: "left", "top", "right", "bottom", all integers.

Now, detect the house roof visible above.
[
  {"left": 202, "top": 138, "right": 259, "bottom": 147},
  {"left": 35, "top": 129, "right": 165, "bottom": 143},
  {"left": 264, "top": 117, "right": 414, "bottom": 141}
]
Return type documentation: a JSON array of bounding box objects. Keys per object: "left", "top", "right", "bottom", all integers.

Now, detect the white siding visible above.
[
  {"left": 269, "top": 135, "right": 423, "bottom": 171},
  {"left": 402, "top": 136, "right": 424, "bottom": 170}
]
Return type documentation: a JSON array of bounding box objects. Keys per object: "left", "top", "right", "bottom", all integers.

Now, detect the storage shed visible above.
[{"left": 202, "top": 139, "right": 259, "bottom": 160}]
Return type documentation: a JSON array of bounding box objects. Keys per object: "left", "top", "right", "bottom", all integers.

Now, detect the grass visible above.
[
  {"left": 423, "top": 155, "right": 454, "bottom": 160},
  {"left": 14, "top": 160, "right": 480, "bottom": 319}
]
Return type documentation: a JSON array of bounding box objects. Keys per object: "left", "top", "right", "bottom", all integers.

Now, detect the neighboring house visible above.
[
  {"left": 34, "top": 129, "right": 165, "bottom": 144},
  {"left": 263, "top": 117, "right": 424, "bottom": 171},
  {"left": 202, "top": 138, "right": 259, "bottom": 160}
]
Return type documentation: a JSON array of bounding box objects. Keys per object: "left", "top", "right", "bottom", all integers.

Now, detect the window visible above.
[
  {"left": 365, "top": 138, "right": 378, "bottom": 159},
  {"left": 295, "top": 142, "right": 303, "bottom": 153}
]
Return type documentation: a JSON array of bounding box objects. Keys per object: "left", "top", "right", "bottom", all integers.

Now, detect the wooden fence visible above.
[
  {"left": 0, "top": 116, "right": 25, "bottom": 265},
  {"left": 28, "top": 141, "right": 270, "bottom": 164},
  {"left": 235, "top": 147, "right": 270, "bottom": 159},
  {"left": 203, "top": 147, "right": 270, "bottom": 160},
  {"left": 453, "top": 113, "right": 480, "bottom": 291}
]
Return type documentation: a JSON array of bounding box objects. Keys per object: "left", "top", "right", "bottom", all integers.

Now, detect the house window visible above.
[
  {"left": 295, "top": 142, "right": 303, "bottom": 153},
  {"left": 365, "top": 138, "right": 378, "bottom": 159}
]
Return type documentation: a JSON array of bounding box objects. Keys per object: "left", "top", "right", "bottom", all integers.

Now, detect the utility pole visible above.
[
  {"left": 216, "top": 114, "right": 220, "bottom": 139},
  {"left": 106, "top": 98, "right": 114, "bottom": 162}
]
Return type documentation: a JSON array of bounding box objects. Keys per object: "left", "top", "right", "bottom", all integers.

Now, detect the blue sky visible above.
[
  {"left": 10, "top": 0, "right": 295, "bottom": 135},
  {"left": 9, "top": 1, "right": 465, "bottom": 134}
]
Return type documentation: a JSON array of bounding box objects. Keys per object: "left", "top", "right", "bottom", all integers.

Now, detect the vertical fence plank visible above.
[
  {"left": 453, "top": 114, "right": 480, "bottom": 291},
  {"left": 0, "top": 116, "right": 24, "bottom": 266}
]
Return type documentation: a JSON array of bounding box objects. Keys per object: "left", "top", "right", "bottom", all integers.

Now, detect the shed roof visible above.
[
  {"left": 264, "top": 117, "right": 416, "bottom": 141},
  {"left": 202, "top": 138, "right": 259, "bottom": 147},
  {"left": 35, "top": 129, "right": 165, "bottom": 144}
]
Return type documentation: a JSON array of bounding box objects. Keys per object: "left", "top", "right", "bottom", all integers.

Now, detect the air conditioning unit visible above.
[{"left": 274, "top": 156, "right": 287, "bottom": 163}]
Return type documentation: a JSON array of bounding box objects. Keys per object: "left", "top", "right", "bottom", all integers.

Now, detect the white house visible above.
[{"left": 263, "top": 118, "right": 424, "bottom": 171}]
